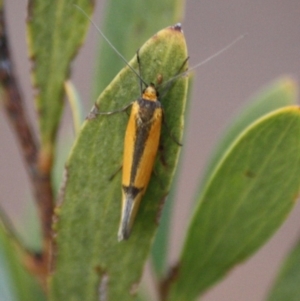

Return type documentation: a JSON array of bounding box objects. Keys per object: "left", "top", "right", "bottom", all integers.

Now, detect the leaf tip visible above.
[
  {"left": 278, "top": 76, "right": 298, "bottom": 97},
  {"left": 170, "top": 23, "right": 183, "bottom": 32}
]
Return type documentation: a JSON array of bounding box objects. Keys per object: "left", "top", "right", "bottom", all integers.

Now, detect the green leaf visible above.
[
  {"left": 26, "top": 0, "right": 94, "bottom": 154},
  {"left": 0, "top": 221, "right": 45, "bottom": 301},
  {"left": 18, "top": 200, "right": 42, "bottom": 252},
  {"left": 201, "top": 77, "right": 298, "bottom": 191},
  {"left": 93, "top": 0, "right": 185, "bottom": 99},
  {"left": 267, "top": 238, "right": 300, "bottom": 301},
  {"left": 50, "top": 25, "right": 188, "bottom": 301},
  {"left": 168, "top": 106, "right": 300, "bottom": 301},
  {"left": 65, "top": 80, "right": 85, "bottom": 136}
]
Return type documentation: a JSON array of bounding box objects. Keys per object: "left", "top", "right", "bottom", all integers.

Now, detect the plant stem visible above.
[
  {"left": 0, "top": 1, "right": 54, "bottom": 284},
  {"left": 158, "top": 263, "right": 180, "bottom": 301}
]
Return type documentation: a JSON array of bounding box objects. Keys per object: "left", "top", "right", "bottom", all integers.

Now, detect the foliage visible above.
[{"left": 1, "top": 1, "right": 300, "bottom": 301}]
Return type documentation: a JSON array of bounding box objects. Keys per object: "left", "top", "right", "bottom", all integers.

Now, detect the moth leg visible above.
[
  {"left": 98, "top": 102, "right": 133, "bottom": 115},
  {"left": 162, "top": 111, "right": 183, "bottom": 146},
  {"left": 109, "top": 165, "right": 123, "bottom": 181}
]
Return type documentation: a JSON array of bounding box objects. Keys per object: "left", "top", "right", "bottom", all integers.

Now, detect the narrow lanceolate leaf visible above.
[
  {"left": 94, "top": 0, "right": 185, "bottom": 98},
  {"left": 168, "top": 106, "right": 300, "bottom": 301},
  {"left": 26, "top": 0, "right": 94, "bottom": 156},
  {"left": 50, "top": 25, "right": 188, "bottom": 301},
  {"left": 201, "top": 77, "right": 298, "bottom": 192},
  {"left": 64, "top": 80, "right": 85, "bottom": 135},
  {"left": 267, "top": 239, "right": 300, "bottom": 301},
  {"left": 0, "top": 221, "right": 45, "bottom": 301}
]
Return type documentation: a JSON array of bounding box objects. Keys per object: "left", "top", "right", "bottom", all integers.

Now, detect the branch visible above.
[
  {"left": 158, "top": 264, "right": 180, "bottom": 301},
  {"left": 0, "top": 2, "right": 54, "bottom": 281}
]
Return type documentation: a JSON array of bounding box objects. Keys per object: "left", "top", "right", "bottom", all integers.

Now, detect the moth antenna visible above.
[
  {"left": 161, "top": 34, "right": 247, "bottom": 88},
  {"left": 74, "top": 4, "right": 148, "bottom": 87}
]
